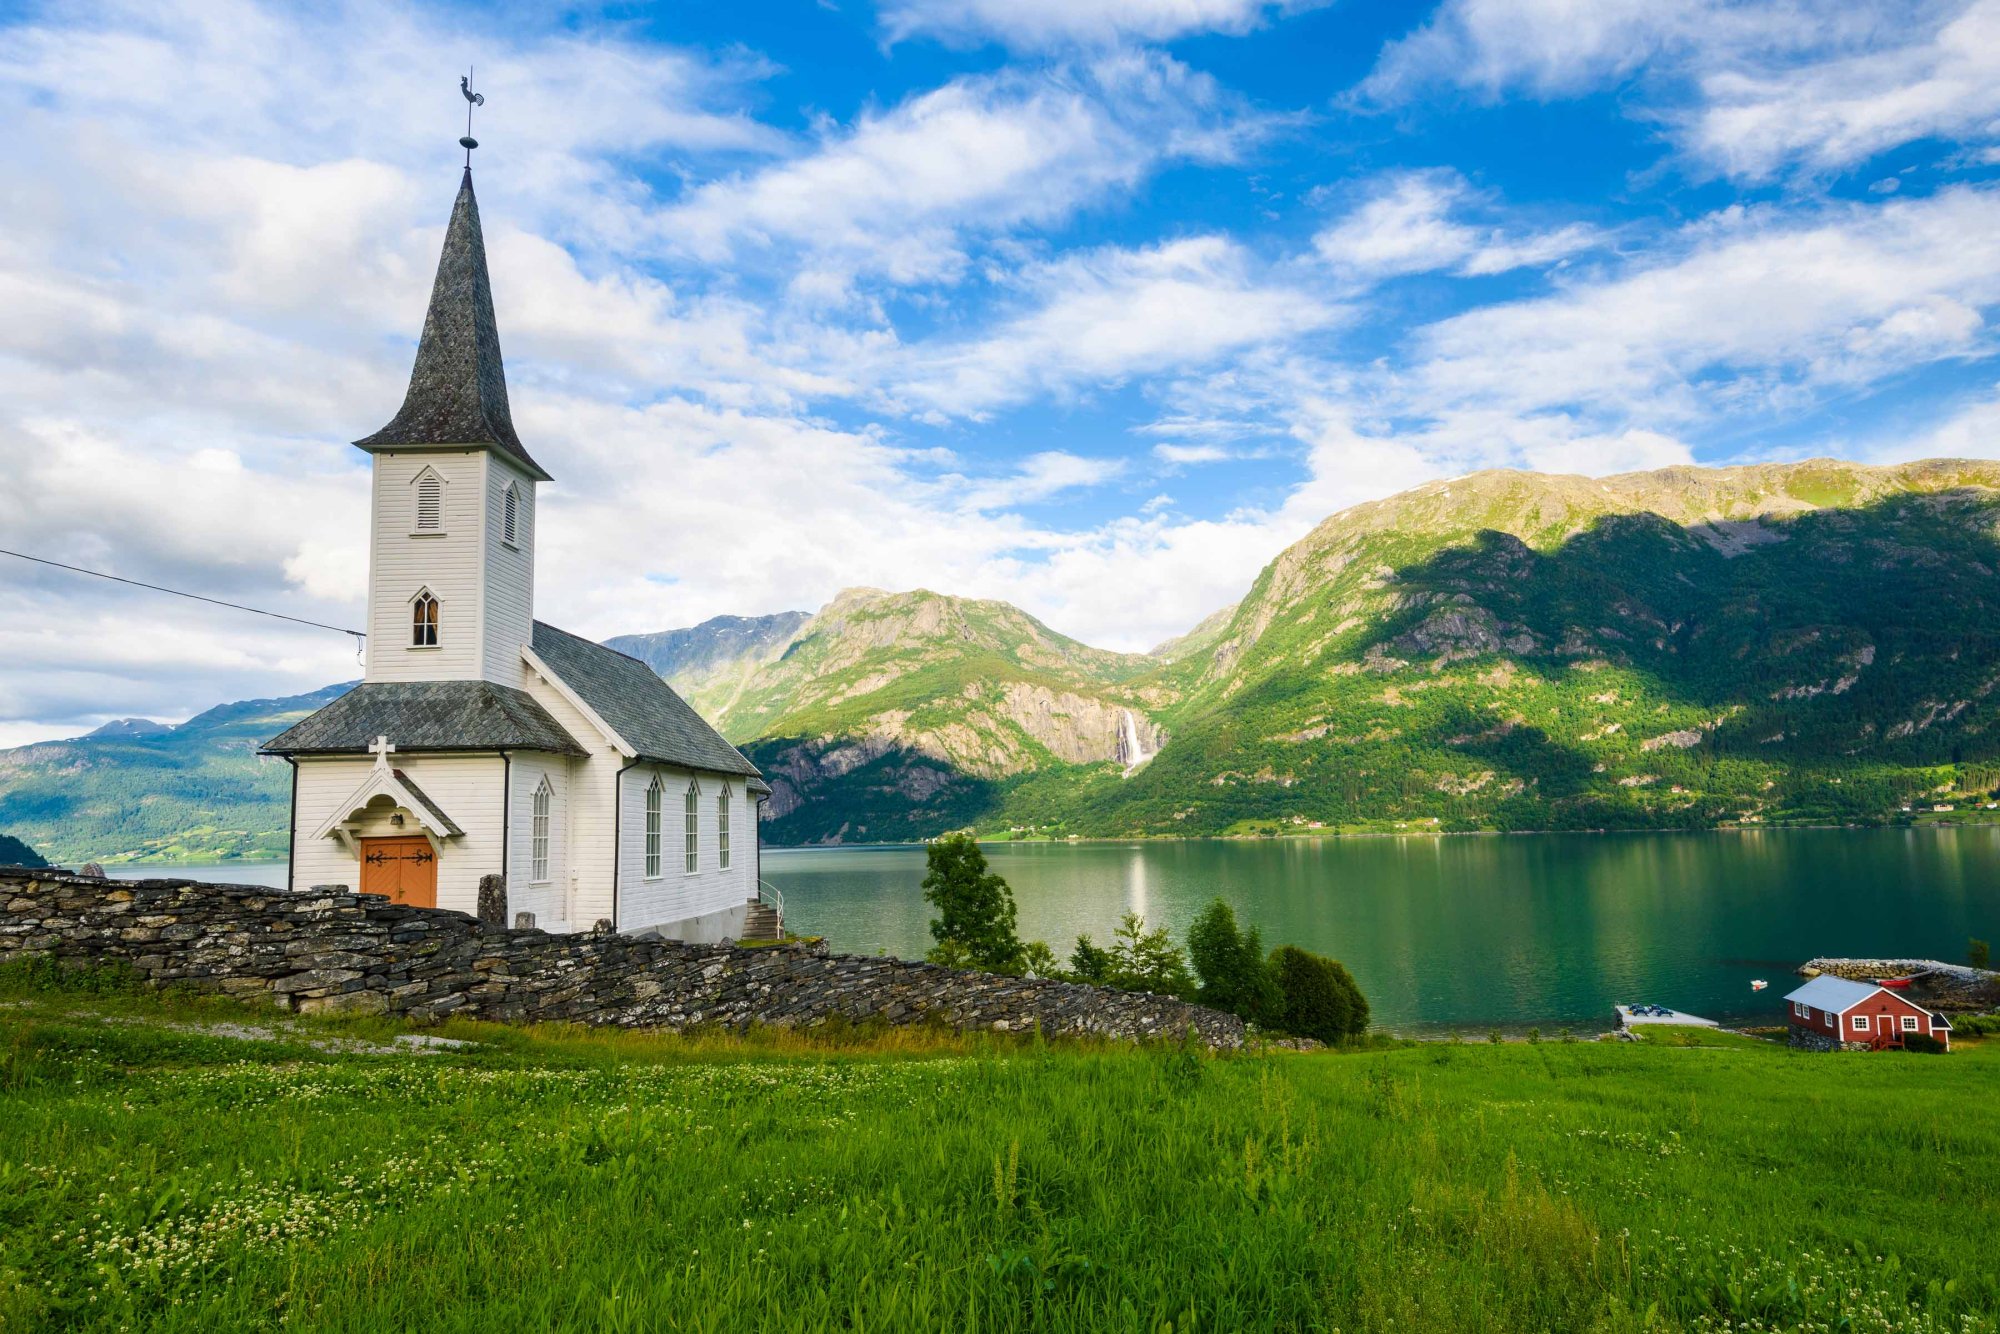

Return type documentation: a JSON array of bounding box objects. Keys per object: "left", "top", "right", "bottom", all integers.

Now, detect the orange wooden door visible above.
[{"left": 359, "top": 836, "right": 438, "bottom": 907}]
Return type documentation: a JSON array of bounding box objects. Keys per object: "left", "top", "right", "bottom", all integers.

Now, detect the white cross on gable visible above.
[{"left": 369, "top": 736, "right": 396, "bottom": 765}]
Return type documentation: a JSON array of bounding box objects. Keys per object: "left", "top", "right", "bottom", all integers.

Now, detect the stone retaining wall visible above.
[{"left": 0, "top": 870, "right": 1243, "bottom": 1047}]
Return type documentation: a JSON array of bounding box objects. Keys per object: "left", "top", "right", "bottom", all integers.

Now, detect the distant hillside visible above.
[
  {"left": 0, "top": 833, "right": 46, "bottom": 868},
  {"left": 0, "top": 684, "right": 353, "bottom": 864},
  {"left": 1087, "top": 458, "right": 2000, "bottom": 835},
  {"left": 721, "top": 588, "right": 1168, "bottom": 844},
  {"left": 604, "top": 612, "right": 810, "bottom": 720}
]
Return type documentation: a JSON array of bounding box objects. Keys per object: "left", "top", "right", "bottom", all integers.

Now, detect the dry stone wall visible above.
[{"left": 0, "top": 869, "right": 1243, "bottom": 1047}]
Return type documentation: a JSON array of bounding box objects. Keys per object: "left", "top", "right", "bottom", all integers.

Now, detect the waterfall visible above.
[{"left": 1119, "top": 709, "right": 1154, "bottom": 773}]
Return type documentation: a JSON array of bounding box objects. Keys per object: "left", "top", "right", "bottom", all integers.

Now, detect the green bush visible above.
[
  {"left": 1267, "top": 946, "right": 1370, "bottom": 1043},
  {"left": 1185, "top": 899, "right": 1280, "bottom": 1023},
  {"left": 1905, "top": 1032, "right": 1947, "bottom": 1054},
  {"left": 1971, "top": 938, "right": 1992, "bottom": 971},
  {"left": 1067, "top": 934, "right": 1113, "bottom": 985},
  {"left": 1105, "top": 912, "right": 1194, "bottom": 998}
]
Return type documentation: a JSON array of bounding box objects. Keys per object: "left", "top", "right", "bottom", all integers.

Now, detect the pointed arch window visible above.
[
  {"left": 684, "top": 779, "right": 701, "bottom": 875},
  {"left": 644, "top": 775, "right": 664, "bottom": 879},
  {"left": 501, "top": 481, "right": 520, "bottom": 547},
  {"left": 413, "top": 470, "right": 444, "bottom": 534},
  {"left": 531, "top": 777, "right": 553, "bottom": 883},
  {"left": 411, "top": 589, "right": 440, "bottom": 647},
  {"left": 717, "top": 784, "right": 731, "bottom": 870}
]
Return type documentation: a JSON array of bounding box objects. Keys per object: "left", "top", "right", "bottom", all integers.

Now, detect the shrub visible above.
[
  {"left": 1267, "top": 946, "right": 1371, "bottom": 1044},
  {"left": 1068, "top": 935, "right": 1113, "bottom": 985},
  {"left": 1106, "top": 912, "right": 1194, "bottom": 999},
  {"left": 1185, "top": 899, "right": 1280, "bottom": 1023},
  {"left": 1971, "top": 938, "right": 1992, "bottom": 971},
  {"left": 1904, "top": 1032, "right": 1947, "bottom": 1054},
  {"left": 921, "top": 834, "right": 1023, "bottom": 973}
]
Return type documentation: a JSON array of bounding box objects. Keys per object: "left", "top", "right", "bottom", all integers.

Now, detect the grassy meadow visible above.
[{"left": 0, "top": 966, "right": 1994, "bottom": 1332}]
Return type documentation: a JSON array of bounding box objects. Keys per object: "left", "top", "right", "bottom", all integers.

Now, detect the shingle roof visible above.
[
  {"left": 530, "top": 622, "right": 761, "bottom": 778},
  {"left": 354, "top": 169, "right": 552, "bottom": 482},
  {"left": 1784, "top": 975, "right": 1886, "bottom": 1013},
  {"left": 261, "top": 680, "right": 585, "bottom": 757},
  {"left": 391, "top": 767, "right": 464, "bottom": 837}
]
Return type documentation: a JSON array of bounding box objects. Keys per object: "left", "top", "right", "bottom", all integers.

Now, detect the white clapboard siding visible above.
[
  {"left": 365, "top": 452, "right": 488, "bottom": 683},
  {"left": 480, "top": 455, "right": 536, "bottom": 682},
  {"left": 518, "top": 665, "right": 619, "bottom": 923},
  {"left": 290, "top": 754, "right": 506, "bottom": 915},
  {"left": 615, "top": 766, "right": 754, "bottom": 934},
  {"left": 506, "top": 754, "right": 571, "bottom": 928}
]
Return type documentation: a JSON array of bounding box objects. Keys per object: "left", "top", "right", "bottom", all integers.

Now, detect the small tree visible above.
[
  {"left": 1107, "top": 911, "right": 1194, "bottom": 998},
  {"left": 1971, "top": 938, "right": 1992, "bottom": 971},
  {"left": 1068, "top": 934, "right": 1114, "bottom": 985},
  {"left": 1186, "top": 898, "right": 1280, "bottom": 1023},
  {"left": 921, "top": 833, "right": 1023, "bottom": 973},
  {"left": 1268, "top": 945, "right": 1371, "bottom": 1044}
]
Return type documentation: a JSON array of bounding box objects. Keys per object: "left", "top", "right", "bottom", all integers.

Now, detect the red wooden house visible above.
[{"left": 1784, "top": 975, "right": 1952, "bottom": 1051}]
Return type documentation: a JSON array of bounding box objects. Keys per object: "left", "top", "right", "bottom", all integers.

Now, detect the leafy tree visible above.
[
  {"left": 1106, "top": 912, "right": 1194, "bottom": 999},
  {"left": 1971, "top": 938, "right": 1992, "bottom": 971},
  {"left": 1186, "top": 898, "right": 1280, "bottom": 1022},
  {"left": 1268, "top": 946, "right": 1371, "bottom": 1044},
  {"left": 1068, "top": 934, "right": 1113, "bottom": 985},
  {"left": 921, "top": 833, "right": 1023, "bottom": 973},
  {"left": 1020, "top": 940, "right": 1060, "bottom": 979}
]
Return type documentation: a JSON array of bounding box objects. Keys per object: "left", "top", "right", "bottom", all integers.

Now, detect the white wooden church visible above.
[{"left": 264, "top": 163, "right": 770, "bottom": 942}]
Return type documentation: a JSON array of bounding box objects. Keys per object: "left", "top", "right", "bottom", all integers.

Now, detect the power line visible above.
[{"left": 0, "top": 547, "right": 366, "bottom": 641}]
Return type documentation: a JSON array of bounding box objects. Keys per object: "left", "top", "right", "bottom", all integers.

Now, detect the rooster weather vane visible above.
[{"left": 459, "top": 70, "right": 484, "bottom": 167}]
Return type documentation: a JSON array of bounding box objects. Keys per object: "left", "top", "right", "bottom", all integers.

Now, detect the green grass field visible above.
[{"left": 1, "top": 967, "right": 1994, "bottom": 1332}]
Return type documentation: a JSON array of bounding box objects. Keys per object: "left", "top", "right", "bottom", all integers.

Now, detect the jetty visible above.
[
  {"left": 1798, "top": 958, "right": 1999, "bottom": 1012},
  {"left": 1614, "top": 1004, "right": 1718, "bottom": 1033}
]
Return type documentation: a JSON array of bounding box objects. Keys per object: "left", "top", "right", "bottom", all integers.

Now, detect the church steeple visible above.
[{"left": 356, "top": 168, "right": 552, "bottom": 482}]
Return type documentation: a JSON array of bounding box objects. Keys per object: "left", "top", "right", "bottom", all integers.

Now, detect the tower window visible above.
[
  {"left": 717, "top": 785, "right": 731, "bottom": 870},
  {"left": 684, "top": 779, "right": 700, "bottom": 874},
  {"left": 412, "top": 591, "right": 439, "bottom": 647},
  {"left": 644, "top": 775, "right": 663, "bottom": 879},
  {"left": 502, "top": 481, "right": 520, "bottom": 547},
  {"left": 531, "top": 777, "right": 552, "bottom": 883},
  {"left": 415, "top": 472, "right": 443, "bottom": 533}
]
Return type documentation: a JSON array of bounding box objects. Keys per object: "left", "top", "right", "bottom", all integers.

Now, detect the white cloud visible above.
[
  {"left": 892, "top": 235, "right": 1337, "bottom": 416},
  {"left": 879, "top": 0, "right": 1319, "bottom": 50},
  {"left": 1153, "top": 442, "right": 1236, "bottom": 464},
  {"left": 661, "top": 53, "right": 1267, "bottom": 289},
  {"left": 1312, "top": 168, "right": 1602, "bottom": 280},
  {"left": 1359, "top": 0, "right": 2000, "bottom": 182}
]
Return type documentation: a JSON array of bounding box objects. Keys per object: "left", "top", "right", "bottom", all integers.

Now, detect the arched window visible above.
[
  {"left": 502, "top": 481, "right": 520, "bottom": 546},
  {"left": 717, "top": 784, "right": 731, "bottom": 870},
  {"left": 644, "top": 775, "right": 664, "bottom": 879},
  {"left": 414, "top": 471, "right": 443, "bottom": 533},
  {"left": 531, "top": 777, "right": 552, "bottom": 883},
  {"left": 684, "top": 779, "right": 700, "bottom": 874},
  {"left": 411, "top": 590, "right": 439, "bottom": 647}
]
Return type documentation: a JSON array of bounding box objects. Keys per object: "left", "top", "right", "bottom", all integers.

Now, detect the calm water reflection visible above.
[
  {"left": 115, "top": 829, "right": 2000, "bottom": 1031},
  {"left": 764, "top": 830, "right": 2000, "bottom": 1031}
]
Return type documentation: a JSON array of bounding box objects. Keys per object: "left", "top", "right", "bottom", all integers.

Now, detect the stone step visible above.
[{"left": 742, "top": 904, "right": 782, "bottom": 940}]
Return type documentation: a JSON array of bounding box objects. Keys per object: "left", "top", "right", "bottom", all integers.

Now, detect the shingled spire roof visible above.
[{"left": 355, "top": 169, "right": 551, "bottom": 481}]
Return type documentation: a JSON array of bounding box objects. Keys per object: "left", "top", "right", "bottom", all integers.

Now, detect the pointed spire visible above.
[{"left": 356, "top": 169, "right": 551, "bottom": 481}]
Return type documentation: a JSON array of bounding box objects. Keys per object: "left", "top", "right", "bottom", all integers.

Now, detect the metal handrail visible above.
[{"left": 756, "top": 878, "right": 784, "bottom": 922}]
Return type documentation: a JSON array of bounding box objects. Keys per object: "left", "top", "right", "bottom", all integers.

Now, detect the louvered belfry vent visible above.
[{"left": 416, "top": 474, "right": 443, "bottom": 532}]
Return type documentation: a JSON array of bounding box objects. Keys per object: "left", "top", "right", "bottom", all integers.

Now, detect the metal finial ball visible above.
[{"left": 459, "top": 136, "right": 479, "bottom": 151}]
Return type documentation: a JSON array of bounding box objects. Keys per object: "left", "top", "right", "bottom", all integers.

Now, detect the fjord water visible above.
[
  {"left": 764, "top": 830, "right": 2000, "bottom": 1032},
  {"left": 126, "top": 829, "right": 2000, "bottom": 1031}
]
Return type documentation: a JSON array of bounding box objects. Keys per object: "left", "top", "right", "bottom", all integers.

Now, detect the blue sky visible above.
[{"left": 5, "top": 0, "right": 2000, "bottom": 744}]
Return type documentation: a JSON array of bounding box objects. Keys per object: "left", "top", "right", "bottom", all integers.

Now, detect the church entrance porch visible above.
[{"left": 359, "top": 836, "right": 438, "bottom": 907}]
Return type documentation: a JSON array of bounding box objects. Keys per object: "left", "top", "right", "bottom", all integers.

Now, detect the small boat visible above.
[
  {"left": 1878, "top": 977, "right": 1911, "bottom": 989},
  {"left": 1750, "top": 979, "right": 1768, "bottom": 991}
]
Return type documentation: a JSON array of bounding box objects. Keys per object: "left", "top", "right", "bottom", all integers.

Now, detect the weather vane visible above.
[{"left": 459, "top": 69, "right": 484, "bottom": 167}]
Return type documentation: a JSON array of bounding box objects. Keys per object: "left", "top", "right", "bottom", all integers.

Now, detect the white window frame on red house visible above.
[
  {"left": 1853, "top": 1014, "right": 1870, "bottom": 1032},
  {"left": 1902, "top": 1015, "right": 1919, "bottom": 1032}
]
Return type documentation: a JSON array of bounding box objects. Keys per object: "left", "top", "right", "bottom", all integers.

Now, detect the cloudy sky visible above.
[{"left": 4, "top": 0, "right": 2000, "bottom": 745}]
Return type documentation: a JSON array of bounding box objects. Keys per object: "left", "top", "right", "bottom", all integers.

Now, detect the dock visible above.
[{"left": 1614, "top": 1004, "right": 1719, "bottom": 1033}]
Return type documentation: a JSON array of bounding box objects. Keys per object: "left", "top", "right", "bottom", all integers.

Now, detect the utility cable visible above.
[{"left": 0, "top": 547, "right": 366, "bottom": 642}]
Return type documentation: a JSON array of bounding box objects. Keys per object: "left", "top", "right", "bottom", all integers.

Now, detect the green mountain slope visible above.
[
  {"left": 725, "top": 588, "right": 1169, "bottom": 844},
  {"left": 1085, "top": 458, "right": 2000, "bottom": 835},
  {"left": 0, "top": 684, "right": 353, "bottom": 864}
]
